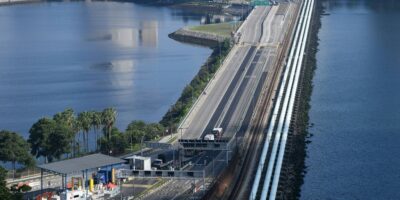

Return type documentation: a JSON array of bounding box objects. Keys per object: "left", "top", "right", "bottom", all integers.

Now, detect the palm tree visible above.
[
  {"left": 53, "top": 108, "right": 77, "bottom": 157},
  {"left": 77, "top": 111, "right": 91, "bottom": 153},
  {"left": 91, "top": 111, "right": 102, "bottom": 151},
  {"left": 53, "top": 108, "right": 75, "bottom": 128},
  {"left": 73, "top": 119, "right": 81, "bottom": 156},
  {"left": 101, "top": 108, "right": 117, "bottom": 141}
]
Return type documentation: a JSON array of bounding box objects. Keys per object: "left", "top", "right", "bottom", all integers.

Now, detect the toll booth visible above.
[
  {"left": 124, "top": 155, "right": 152, "bottom": 170},
  {"left": 35, "top": 153, "right": 126, "bottom": 200}
]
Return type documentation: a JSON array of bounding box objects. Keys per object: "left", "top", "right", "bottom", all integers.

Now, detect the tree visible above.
[
  {"left": 101, "top": 108, "right": 117, "bottom": 141},
  {"left": 77, "top": 112, "right": 91, "bottom": 153},
  {"left": 0, "top": 130, "right": 34, "bottom": 179},
  {"left": 126, "top": 120, "right": 146, "bottom": 132},
  {"left": 145, "top": 123, "right": 165, "bottom": 141},
  {"left": 46, "top": 124, "right": 73, "bottom": 162},
  {"left": 126, "top": 121, "right": 146, "bottom": 145},
  {"left": 98, "top": 128, "right": 128, "bottom": 156},
  {"left": 28, "top": 118, "right": 73, "bottom": 163},
  {"left": 28, "top": 118, "right": 56, "bottom": 162},
  {"left": 54, "top": 108, "right": 77, "bottom": 157},
  {"left": 0, "top": 166, "right": 25, "bottom": 200},
  {"left": 91, "top": 111, "right": 102, "bottom": 151},
  {"left": 125, "top": 121, "right": 165, "bottom": 151},
  {"left": 221, "top": 39, "right": 231, "bottom": 53},
  {"left": 53, "top": 108, "right": 75, "bottom": 128},
  {"left": 181, "top": 85, "right": 194, "bottom": 103},
  {"left": 0, "top": 166, "right": 11, "bottom": 200}
]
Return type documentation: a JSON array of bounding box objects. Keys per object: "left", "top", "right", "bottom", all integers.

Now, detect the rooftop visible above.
[{"left": 38, "top": 153, "right": 126, "bottom": 175}]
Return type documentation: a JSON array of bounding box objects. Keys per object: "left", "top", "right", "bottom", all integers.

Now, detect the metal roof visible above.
[{"left": 38, "top": 153, "right": 126, "bottom": 175}]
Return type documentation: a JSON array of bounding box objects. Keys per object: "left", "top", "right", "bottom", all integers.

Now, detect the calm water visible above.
[
  {"left": 301, "top": 0, "right": 400, "bottom": 199},
  {"left": 0, "top": 1, "right": 212, "bottom": 137}
]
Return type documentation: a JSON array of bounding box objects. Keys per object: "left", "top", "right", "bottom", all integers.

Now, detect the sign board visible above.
[
  {"left": 117, "top": 169, "right": 205, "bottom": 178},
  {"left": 252, "top": 0, "right": 269, "bottom": 6},
  {"left": 145, "top": 142, "right": 173, "bottom": 149},
  {"left": 179, "top": 139, "right": 230, "bottom": 150}
]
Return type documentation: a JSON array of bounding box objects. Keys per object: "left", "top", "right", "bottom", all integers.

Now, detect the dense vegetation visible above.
[
  {"left": 160, "top": 39, "right": 231, "bottom": 129},
  {"left": 26, "top": 108, "right": 166, "bottom": 160},
  {"left": 0, "top": 131, "right": 34, "bottom": 178},
  {"left": 0, "top": 107, "right": 166, "bottom": 171},
  {"left": 0, "top": 166, "right": 29, "bottom": 200}
]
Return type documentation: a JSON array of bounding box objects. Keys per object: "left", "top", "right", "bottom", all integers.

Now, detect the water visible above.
[
  {"left": 0, "top": 1, "right": 213, "bottom": 137},
  {"left": 301, "top": 0, "right": 400, "bottom": 199}
]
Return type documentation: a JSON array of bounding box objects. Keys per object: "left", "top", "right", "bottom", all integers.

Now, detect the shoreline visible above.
[
  {"left": 159, "top": 4, "right": 250, "bottom": 133},
  {"left": 278, "top": 0, "right": 323, "bottom": 199},
  {"left": 168, "top": 28, "right": 228, "bottom": 48},
  {"left": 1, "top": 0, "right": 251, "bottom": 15},
  {"left": 2, "top": 0, "right": 240, "bottom": 185},
  {"left": 0, "top": 0, "right": 40, "bottom": 6},
  {"left": 129, "top": 0, "right": 252, "bottom": 15}
]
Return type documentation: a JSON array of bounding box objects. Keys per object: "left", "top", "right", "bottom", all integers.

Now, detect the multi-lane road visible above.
[
  {"left": 178, "top": 1, "right": 305, "bottom": 199},
  {"left": 180, "top": 3, "right": 294, "bottom": 141},
  {"left": 9, "top": 1, "right": 310, "bottom": 200}
]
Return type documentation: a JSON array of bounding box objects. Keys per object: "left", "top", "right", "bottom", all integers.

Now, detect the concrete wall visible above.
[{"left": 169, "top": 28, "right": 229, "bottom": 48}]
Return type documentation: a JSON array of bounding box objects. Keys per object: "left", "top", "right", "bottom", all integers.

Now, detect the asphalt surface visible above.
[
  {"left": 144, "top": 179, "right": 193, "bottom": 200},
  {"left": 10, "top": 3, "right": 297, "bottom": 200},
  {"left": 182, "top": 5, "right": 284, "bottom": 140},
  {"left": 181, "top": 7, "right": 269, "bottom": 139},
  {"left": 133, "top": 2, "right": 298, "bottom": 200}
]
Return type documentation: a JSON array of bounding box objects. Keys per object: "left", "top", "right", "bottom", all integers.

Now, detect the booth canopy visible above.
[{"left": 38, "top": 153, "right": 126, "bottom": 175}]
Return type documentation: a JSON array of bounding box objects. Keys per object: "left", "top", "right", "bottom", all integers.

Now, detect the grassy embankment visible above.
[
  {"left": 188, "top": 22, "right": 242, "bottom": 38},
  {"left": 160, "top": 22, "right": 243, "bottom": 134},
  {"left": 160, "top": 38, "right": 231, "bottom": 132}
]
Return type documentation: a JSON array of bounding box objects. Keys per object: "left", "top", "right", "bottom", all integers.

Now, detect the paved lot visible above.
[{"left": 144, "top": 179, "right": 193, "bottom": 200}]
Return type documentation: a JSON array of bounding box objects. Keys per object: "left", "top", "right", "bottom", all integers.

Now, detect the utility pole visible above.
[
  {"left": 141, "top": 136, "right": 144, "bottom": 157},
  {"left": 130, "top": 134, "right": 133, "bottom": 152}
]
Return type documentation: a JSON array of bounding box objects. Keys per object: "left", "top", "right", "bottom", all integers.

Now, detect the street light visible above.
[
  {"left": 140, "top": 136, "right": 144, "bottom": 157},
  {"left": 130, "top": 134, "right": 133, "bottom": 152}
]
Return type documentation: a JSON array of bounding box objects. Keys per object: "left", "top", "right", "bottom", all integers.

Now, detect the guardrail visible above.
[{"left": 117, "top": 169, "right": 205, "bottom": 179}]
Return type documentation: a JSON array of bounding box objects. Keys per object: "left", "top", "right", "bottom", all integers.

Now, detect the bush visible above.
[
  {"left": 98, "top": 128, "right": 128, "bottom": 156},
  {"left": 160, "top": 39, "right": 232, "bottom": 128}
]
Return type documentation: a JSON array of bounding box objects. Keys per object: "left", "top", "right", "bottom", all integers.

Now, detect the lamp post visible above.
[
  {"left": 130, "top": 134, "right": 133, "bottom": 152},
  {"left": 177, "top": 127, "right": 188, "bottom": 169},
  {"left": 140, "top": 135, "right": 144, "bottom": 157}
]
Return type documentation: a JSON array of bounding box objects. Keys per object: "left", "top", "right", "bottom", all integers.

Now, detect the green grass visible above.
[
  {"left": 189, "top": 22, "right": 242, "bottom": 37},
  {"left": 160, "top": 39, "right": 231, "bottom": 130}
]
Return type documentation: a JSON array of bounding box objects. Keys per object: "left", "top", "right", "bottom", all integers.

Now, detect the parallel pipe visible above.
[
  {"left": 249, "top": 0, "right": 308, "bottom": 199},
  {"left": 269, "top": 0, "right": 315, "bottom": 199},
  {"left": 260, "top": 0, "right": 313, "bottom": 199}
]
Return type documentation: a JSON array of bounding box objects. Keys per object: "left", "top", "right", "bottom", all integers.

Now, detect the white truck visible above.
[
  {"left": 204, "top": 127, "right": 223, "bottom": 140},
  {"left": 212, "top": 128, "right": 223, "bottom": 138},
  {"left": 204, "top": 134, "right": 215, "bottom": 141}
]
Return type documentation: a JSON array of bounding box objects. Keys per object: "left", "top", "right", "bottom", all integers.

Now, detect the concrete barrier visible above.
[{"left": 169, "top": 28, "right": 229, "bottom": 47}]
